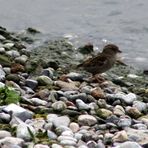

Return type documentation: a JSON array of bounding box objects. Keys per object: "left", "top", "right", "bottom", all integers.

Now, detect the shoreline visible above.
[{"left": 0, "top": 26, "right": 147, "bottom": 148}]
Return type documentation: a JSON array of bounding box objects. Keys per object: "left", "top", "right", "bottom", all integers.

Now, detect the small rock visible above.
[
  {"left": 0, "top": 82, "right": 5, "bottom": 88},
  {"left": 68, "top": 93, "right": 87, "bottom": 102},
  {"left": 37, "top": 89, "right": 50, "bottom": 99},
  {"left": 78, "top": 115, "right": 97, "bottom": 126},
  {"left": 42, "top": 68, "right": 54, "bottom": 78},
  {"left": 0, "top": 67, "right": 5, "bottom": 81},
  {"left": 52, "top": 101, "right": 67, "bottom": 111},
  {"left": 51, "top": 144, "right": 63, "bottom": 148},
  {"left": 76, "top": 99, "right": 90, "bottom": 110},
  {"left": 6, "top": 74, "right": 21, "bottom": 83},
  {"left": 127, "top": 74, "right": 139, "bottom": 78},
  {"left": 6, "top": 50, "right": 20, "bottom": 58},
  {"left": 117, "top": 115, "right": 132, "bottom": 129},
  {"left": 114, "top": 141, "right": 142, "bottom": 148},
  {"left": 66, "top": 72, "right": 85, "bottom": 81},
  {"left": 133, "top": 101, "right": 147, "bottom": 112},
  {"left": 113, "top": 130, "right": 128, "bottom": 142},
  {"left": 125, "top": 127, "right": 148, "bottom": 145},
  {"left": 37, "top": 75, "right": 53, "bottom": 86},
  {"left": 98, "top": 108, "right": 113, "bottom": 119},
  {"left": 25, "top": 79, "right": 38, "bottom": 90},
  {"left": 0, "top": 112, "right": 11, "bottom": 123},
  {"left": 59, "top": 139, "right": 76, "bottom": 146},
  {"left": 30, "top": 97, "right": 47, "bottom": 106},
  {"left": 15, "top": 55, "right": 28, "bottom": 65},
  {"left": 3, "top": 42, "right": 14, "bottom": 49},
  {"left": 126, "top": 106, "right": 142, "bottom": 118},
  {"left": 47, "top": 130, "right": 57, "bottom": 140},
  {"left": 0, "top": 47, "right": 5, "bottom": 53},
  {"left": 34, "top": 144, "right": 50, "bottom": 148},
  {"left": 55, "top": 80, "right": 78, "bottom": 91},
  {"left": 3, "top": 103, "right": 34, "bottom": 121},
  {"left": 3, "top": 67, "right": 11, "bottom": 74},
  {"left": 16, "top": 123, "right": 36, "bottom": 141},
  {"left": 49, "top": 115, "right": 70, "bottom": 128},
  {"left": 0, "top": 137, "right": 24, "bottom": 146},
  {"left": 11, "top": 63, "right": 25, "bottom": 73},
  {"left": 113, "top": 105, "right": 125, "bottom": 116},
  {"left": 69, "top": 122, "right": 79, "bottom": 133},
  {"left": 0, "top": 130, "right": 11, "bottom": 139},
  {"left": 121, "top": 93, "right": 137, "bottom": 105},
  {"left": 132, "top": 123, "right": 147, "bottom": 130},
  {"left": 91, "top": 87, "right": 105, "bottom": 99}
]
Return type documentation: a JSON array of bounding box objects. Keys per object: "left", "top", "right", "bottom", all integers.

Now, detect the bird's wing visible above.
[{"left": 78, "top": 54, "right": 108, "bottom": 68}]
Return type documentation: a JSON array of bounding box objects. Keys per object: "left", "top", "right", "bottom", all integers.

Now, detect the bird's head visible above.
[{"left": 102, "top": 44, "right": 121, "bottom": 55}]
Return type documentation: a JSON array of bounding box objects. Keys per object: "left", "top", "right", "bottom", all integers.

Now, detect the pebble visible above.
[
  {"left": 0, "top": 137, "right": 24, "bottom": 146},
  {"left": 6, "top": 50, "right": 20, "bottom": 58},
  {"left": 15, "top": 55, "right": 28, "bottom": 65},
  {"left": 42, "top": 68, "right": 54, "bottom": 78},
  {"left": 16, "top": 123, "right": 36, "bottom": 141},
  {"left": 113, "top": 105, "right": 125, "bottom": 116},
  {"left": 52, "top": 101, "right": 67, "bottom": 111},
  {"left": 55, "top": 80, "right": 78, "bottom": 91},
  {"left": 47, "top": 130, "right": 57, "bottom": 140},
  {"left": 117, "top": 116, "right": 132, "bottom": 128},
  {"left": 76, "top": 99, "right": 90, "bottom": 110},
  {"left": 25, "top": 79, "right": 38, "bottom": 90},
  {"left": 37, "top": 75, "right": 53, "bottom": 86},
  {"left": 78, "top": 115, "right": 97, "bottom": 126},
  {"left": 0, "top": 67, "right": 6, "bottom": 81},
  {"left": 0, "top": 130, "right": 11, "bottom": 139},
  {"left": 0, "top": 47, "right": 5, "bottom": 53},
  {"left": 0, "top": 82, "right": 5, "bottom": 88},
  {"left": 3, "top": 103, "right": 34, "bottom": 121},
  {"left": 69, "top": 122, "right": 80, "bottom": 133},
  {"left": 114, "top": 141, "right": 142, "bottom": 148},
  {"left": 3, "top": 42, "right": 14, "bottom": 48},
  {"left": 52, "top": 116, "right": 70, "bottom": 128},
  {"left": 34, "top": 144, "right": 50, "bottom": 148},
  {"left": 51, "top": 144, "right": 63, "bottom": 148},
  {"left": 30, "top": 97, "right": 47, "bottom": 106},
  {"left": 112, "top": 130, "right": 128, "bottom": 142},
  {"left": 133, "top": 101, "right": 147, "bottom": 112}
]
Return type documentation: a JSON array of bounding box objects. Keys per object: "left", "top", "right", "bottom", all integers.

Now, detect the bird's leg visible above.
[{"left": 93, "top": 74, "right": 106, "bottom": 83}]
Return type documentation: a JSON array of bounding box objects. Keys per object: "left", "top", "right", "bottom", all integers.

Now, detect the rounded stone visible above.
[
  {"left": 0, "top": 130, "right": 11, "bottom": 139},
  {"left": 34, "top": 144, "right": 50, "bottom": 148},
  {"left": 37, "top": 75, "right": 53, "bottom": 86},
  {"left": 113, "top": 130, "right": 128, "bottom": 142},
  {"left": 52, "top": 116, "right": 70, "bottom": 128},
  {"left": 78, "top": 115, "right": 97, "bottom": 126},
  {"left": 52, "top": 101, "right": 67, "bottom": 111},
  {"left": 30, "top": 97, "right": 47, "bottom": 106},
  {"left": 113, "top": 105, "right": 125, "bottom": 116},
  {"left": 26, "top": 79, "right": 38, "bottom": 90},
  {"left": 6, "top": 50, "right": 20, "bottom": 58},
  {"left": 117, "top": 116, "right": 132, "bottom": 128},
  {"left": 69, "top": 122, "right": 79, "bottom": 133},
  {"left": 15, "top": 55, "right": 28, "bottom": 65}
]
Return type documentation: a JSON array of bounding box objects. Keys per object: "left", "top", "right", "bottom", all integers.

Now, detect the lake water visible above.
[{"left": 0, "top": 0, "right": 148, "bottom": 69}]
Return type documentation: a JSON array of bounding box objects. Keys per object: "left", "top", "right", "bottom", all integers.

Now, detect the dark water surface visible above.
[{"left": 0, "top": 0, "right": 148, "bottom": 69}]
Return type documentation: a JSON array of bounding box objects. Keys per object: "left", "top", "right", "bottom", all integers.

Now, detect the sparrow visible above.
[{"left": 77, "top": 44, "right": 121, "bottom": 76}]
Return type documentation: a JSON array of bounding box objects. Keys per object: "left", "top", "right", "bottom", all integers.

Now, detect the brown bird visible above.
[{"left": 77, "top": 44, "right": 121, "bottom": 81}]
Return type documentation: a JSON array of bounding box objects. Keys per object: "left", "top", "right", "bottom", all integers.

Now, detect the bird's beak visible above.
[{"left": 117, "top": 49, "right": 122, "bottom": 53}]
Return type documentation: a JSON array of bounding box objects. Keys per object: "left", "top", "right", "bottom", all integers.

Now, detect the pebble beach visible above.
[{"left": 0, "top": 26, "right": 148, "bottom": 148}]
